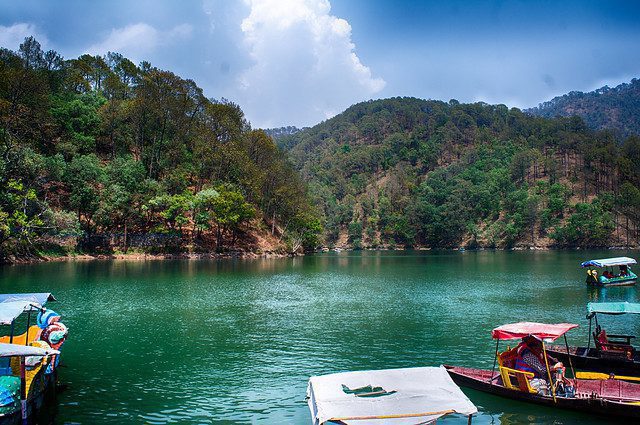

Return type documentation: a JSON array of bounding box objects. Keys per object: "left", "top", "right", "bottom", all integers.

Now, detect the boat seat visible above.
[
  {"left": 594, "top": 327, "right": 634, "bottom": 360},
  {"left": 0, "top": 326, "right": 41, "bottom": 346},
  {"left": 498, "top": 366, "right": 537, "bottom": 393},
  {"left": 497, "top": 347, "right": 537, "bottom": 394}
]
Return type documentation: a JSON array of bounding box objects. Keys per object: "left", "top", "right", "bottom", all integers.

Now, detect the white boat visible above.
[{"left": 307, "top": 365, "right": 477, "bottom": 424}]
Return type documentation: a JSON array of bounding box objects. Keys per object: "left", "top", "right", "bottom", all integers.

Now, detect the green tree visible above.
[
  {"left": 146, "top": 191, "right": 193, "bottom": 233},
  {"left": 209, "top": 185, "right": 255, "bottom": 250},
  {"left": 63, "top": 154, "right": 105, "bottom": 230}
]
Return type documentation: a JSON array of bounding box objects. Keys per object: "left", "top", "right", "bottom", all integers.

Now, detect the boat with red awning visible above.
[{"left": 446, "top": 321, "right": 640, "bottom": 419}]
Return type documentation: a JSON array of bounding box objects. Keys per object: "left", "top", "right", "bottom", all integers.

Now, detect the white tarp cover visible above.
[
  {"left": 0, "top": 301, "right": 38, "bottom": 325},
  {"left": 307, "top": 366, "right": 477, "bottom": 425},
  {"left": 0, "top": 342, "right": 59, "bottom": 358}
]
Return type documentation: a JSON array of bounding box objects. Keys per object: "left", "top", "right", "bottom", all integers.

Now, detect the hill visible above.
[
  {"left": 280, "top": 97, "right": 640, "bottom": 250},
  {"left": 0, "top": 37, "right": 320, "bottom": 263},
  {"left": 262, "top": 126, "right": 304, "bottom": 140},
  {"left": 527, "top": 78, "right": 640, "bottom": 138}
]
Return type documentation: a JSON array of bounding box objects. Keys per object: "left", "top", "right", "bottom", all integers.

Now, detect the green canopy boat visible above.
[{"left": 547, "top": 302, "right": 640, "bottom": 377}]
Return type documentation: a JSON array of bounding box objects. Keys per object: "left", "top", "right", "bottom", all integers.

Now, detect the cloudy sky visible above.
[{"left": 1, "top": 0, "right": 639, "bottom": 128}]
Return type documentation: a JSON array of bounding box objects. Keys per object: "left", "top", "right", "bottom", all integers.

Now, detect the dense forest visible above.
[
  {"left": 278, "top": 97, "right": 640, "bottom": 249},
  {"left": 4, "top": 36, "right": 640, "bottom": 261},
  {"left": 0, "top": 37, "right": 320, "bottom": 263},
  {"left": 527, "top": 78, "right": 640, "bottom": 138}
]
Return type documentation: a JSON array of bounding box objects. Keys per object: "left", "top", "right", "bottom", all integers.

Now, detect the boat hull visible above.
[
  {"left": 546, "top": 345, "right": 640, "bottom": 376},
  {"left": 596, "top": 278, "right": 637, "bottom": 287},
  {"left": 0, "top": 372, "right": 57, "bottom": 425},
  {"left": 586, "top": 273, "right": 638, "bottom": 286},
  {"left": 445, "top": 365, "right": 640, "bottom": 419}
]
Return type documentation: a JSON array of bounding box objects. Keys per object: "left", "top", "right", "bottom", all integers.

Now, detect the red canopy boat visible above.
[{"left": 446, "top": 322, "right": 640, "bottom": 419}]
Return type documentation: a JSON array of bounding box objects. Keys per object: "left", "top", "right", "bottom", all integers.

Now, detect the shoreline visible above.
[
  {"left": 4, "top": 244, "right": 640, "bottom": 266},
  {"left": 3, "top": 250, "right": 297, "bottom": 265}
]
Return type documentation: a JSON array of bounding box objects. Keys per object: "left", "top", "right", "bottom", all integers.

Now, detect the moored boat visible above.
[
  {"left": 582, "top": 257, "right": 637, "bottom": 286},
  {"left": 547, "top": 302, "right": 640, "bottom": 376},
  {"left": 0, "top": 293, "right": 68, "bottom": 424},
  {"left": 446, "top": 321, "right": 640, "bottom": 419},
  {"left": 446, "top": 364, "right": 640, "bottom": 418},
  {"left": 0, "top": 343, "right": 59, "bottom": 425},
  {"left": 307, "top": 366, "right": 477, "bottom": 424}
]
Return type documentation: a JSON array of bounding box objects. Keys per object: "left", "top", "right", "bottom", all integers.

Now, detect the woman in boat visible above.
[{"left": 515, "top": 336, "right": 569, "bottom": 395}]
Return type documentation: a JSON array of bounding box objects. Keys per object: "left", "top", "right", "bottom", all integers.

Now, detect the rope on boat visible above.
[{"left": 332, "top": 409, "right": 456, "bottom": 421}]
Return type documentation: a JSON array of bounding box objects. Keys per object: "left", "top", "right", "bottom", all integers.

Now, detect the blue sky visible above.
[{"left": 1, "top": 0, "right": 639, "bottom": 128}]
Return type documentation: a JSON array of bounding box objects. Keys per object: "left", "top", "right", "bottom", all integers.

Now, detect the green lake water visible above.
[{"left": 1, "top": 250, "right": 639, "bottom": 424}]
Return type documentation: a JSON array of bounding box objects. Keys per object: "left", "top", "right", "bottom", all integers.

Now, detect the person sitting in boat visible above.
[
  {"left": 603, "top": 270, "right": 614, "bottom": 279},
  {"left": 620, "top": 265, "right": 629, "bottom": 276},
  {"left": 515, "top": 335, "right": 567, "bottom": 395}
]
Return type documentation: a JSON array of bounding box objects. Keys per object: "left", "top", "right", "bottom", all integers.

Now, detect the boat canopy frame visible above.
[
  {"left": 0, "top": 293, "right": 56, "bottom": 348},
  {"left": 491, "top": 322, "right": 579, "bottom": 342},
  {"left": 488, "top": 322, "right": 579, "bottom": 403}
]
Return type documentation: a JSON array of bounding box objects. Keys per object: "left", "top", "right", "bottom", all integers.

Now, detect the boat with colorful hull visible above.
[
  {"left": 0, "top": 344, "right": 59, "bottom": 425},
  {"left": 447, "top": 322, "right": 640, "bottom": 419},
  {"left": 0, "top": 293, "right": 68, "bottom": 424},
  {"left": 446, "top": 365, "right": 640, "bottom": 418},
  {"left": 582, "top": 257, "right": 637, "bottom": 286},
  {"left": 547, "top": 302, "right": 640, "bottom": 376}
]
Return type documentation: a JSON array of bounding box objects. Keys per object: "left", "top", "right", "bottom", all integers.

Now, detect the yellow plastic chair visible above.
[{"left": 497, "top": 347, "right": 537, "bottom": 394}]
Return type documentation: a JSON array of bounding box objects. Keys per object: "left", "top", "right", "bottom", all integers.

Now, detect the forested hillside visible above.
[
  {"left": 262, "top": 126, "right": 304, "bottom": 141},
  {"left": 279, "top": 97, "right": 640, "bottom": 249},
  {"left": 527, "top": 78, "right": 640, "bottom": 138},
  {"left": 0, "top": 37, "right": 319, "bottom": 263}
]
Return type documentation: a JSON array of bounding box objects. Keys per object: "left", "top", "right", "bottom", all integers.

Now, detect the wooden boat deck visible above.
[{"left": 445, "top": 365, "right": 640, "bottom": 418}]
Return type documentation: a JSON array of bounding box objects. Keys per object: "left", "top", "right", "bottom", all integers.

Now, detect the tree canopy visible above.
[{"left": 0, "top": 37, "right": 319, "bottom": 261}]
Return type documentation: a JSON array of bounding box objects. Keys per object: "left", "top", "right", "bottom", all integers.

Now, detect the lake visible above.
[{"left": 1, "top": 250, "right": 638, "bottom": 424}]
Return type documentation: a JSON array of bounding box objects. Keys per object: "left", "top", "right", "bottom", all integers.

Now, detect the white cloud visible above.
[
  {"left": 237, "top": 0, "right": 385, "bottom": 128},
  {"left": 85, "top": 22, "right": 193, "bottom": 62},
  {"left": 0, "top": 23, "right": 49, "bottom": 50}
]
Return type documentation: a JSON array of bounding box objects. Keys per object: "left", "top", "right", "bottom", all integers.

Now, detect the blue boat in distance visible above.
[{"left": 582, "top": 257, "right": 638, "bottom": 286}]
